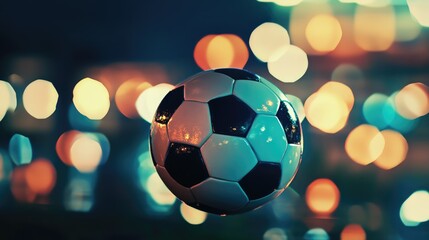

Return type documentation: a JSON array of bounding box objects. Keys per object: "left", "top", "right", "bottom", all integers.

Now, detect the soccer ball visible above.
[{"left": 150, "top": 68, "right": 303, "bottom": 215}]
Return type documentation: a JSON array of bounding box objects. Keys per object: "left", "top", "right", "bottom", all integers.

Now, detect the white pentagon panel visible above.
[
  {"left": 184, "top": 71, "right": 234, "bottom": 102},
  {"left": 167, "top": 101, "right": 212, "bottom": 147},
  {"left": 201, "top": 134, "right": 257, "bottom": 181},
  {"left": 191, "top": 178, "right": 248, "bottom": 211},
  {"left": 156, "top": 165, "right": 196, "bottom": 204},
  {"left": 239, "top": 189, "right": 283, "bottom": 213},
  {"left": 247, "top": 115, "right": 287, "bottom": 163},
  {"left": 175, "top": 71, "right": 205, "bottom": 88},
  {"left": 259, "top": 77, "right": 288, "bottom": 101},
  {"left": 150, "top": 122, "right": 170, "bottom": 167},
  {"left": 233, "top": 81, "right": 280, "bottom": 115},
  {"left": 279, "top": 144, "right": 301, "bottom": 189}
]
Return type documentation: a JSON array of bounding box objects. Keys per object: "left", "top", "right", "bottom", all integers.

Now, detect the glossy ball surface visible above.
[{"left": 150, "top": 68, "right": 303, "bottom": 215}]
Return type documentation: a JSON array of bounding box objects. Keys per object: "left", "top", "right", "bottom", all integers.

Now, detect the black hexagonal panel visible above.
[
  {"left": 276, "top": 101, "right": 301, "bottom": 144},
  {"left": 239, "top": 162, "right": 281, "bottom": 200},
  {"left": 164, "top": 142, "right": 208, "bottom": 188},
  {"left": 189, "top": 202, "right": 229, "bottom": 216},
  {"left": 154, "top": 86, "right": 184, "bottom": 124},
  {"left": 214, "top": 68, "right": 260, "bottom": 81},
  {"left": 149, "top": 135, "right": 156, "bottom": 166},
  {"left": 208, "top": 95, "right": 256, "bottom": 137}
]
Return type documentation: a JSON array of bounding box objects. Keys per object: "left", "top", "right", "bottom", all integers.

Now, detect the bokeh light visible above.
[
  {"left": 10, "top": 166, "right": 36, "bottom": 203},
  {"left": 305, "top": 14, "right": 342, "bottom": 53},
  {"left": 319, "top": 81, "right": 354, "bottom": 111},
  {"left": 115, "top": 80, "right": 152, "bottom": 118},
  {"left": 0, "top": 81, "right": 17, "bottom": 111},
  {"left": 387, "top": 92, "right": 418, "bottom": 133},
  {"left": 146, "top": 172, "right": 176, "bottom": 205},
  {"left": 9, "top": 74, "right": 23, "bottom": 84},
  {"left": 249, "top": 22, "right": 290, "bottom": 62},
  {"left": 373, "top": 130, "right": 408, "bottom": 170},
  {"left": 354, "top": 5, "right": 395, "bottom": 51},
  {"left": 258, "top": 0, "right": 303, "bottom": 7},
  {"left": 333, "top": 16, "right": 365, "bottom": 58},
  {"left": 341, "top": 0, "right": 390, "bottom": 7},
  {"left": 194, "top": 34, "right": 249, "bottom": 70},
  {"left": 395, "top": 8, "right": 421, "bottom": 42},
  {"left": 285, "top": 94, "right": 305, "bottom": 123},
  {"left": 345, "top": 124, "right": 385, "bottom": 165},
  {"left": 180, "top": 203, "right": 208, "bottom": 225},
  {"left": 88, "top": 133, "right": 110, "bottom": 165},
  {"left": 194, "top": 35, "right": 216, "bottom": 70},
  {"left": 73, "top": 77, "right": 110, "bottom": 120},
  {"left": 9, "top": 134, "right": 32, "bottom": 166},
  {"left": 268, "top": 45, "right": 308, "bottom": 83},
  {"left": 56, "top": 131, "right": 110, "bottom": 170},
  {"left": 138, "top": 150, "right": 156, "bottom": 192},
  {"left": 306, "top": 178, "right": 340, "bottom": 216},
  {"left": 289, "top": 1, "right": 332, "bottom": 55},
  {"left": 136, "top": 83, "right": 174, "bottom": 123},
  {"left": 25, "top": 158, "right": 56, "bottom": 195},
  {"left": 341, "top": 224, "right": 366, "bottom": 240},
  {"left": 304, "top": 91, "right": 349, "bottom": 134},
  {"left": 56, "top": 130, "right": 81, "bottom": 166},
  {"left": 87, "top": 63, "right": 168, "bottom": 99},
  {"left": 263, "top": 228, "right": 287, "bottom": 240},
  {"left": 407, "top": 0, "right": 429, "bottom": 27},
  {"left": 304, "top": 228, "right": 329, "bottom": 240},
  {"left": 70, "top": 133, "right": 103, "bottom": 173},
  {"left": 206, "top": 35, "right": 234, "bottom": 69},
  {"left": 362, "top": 93, "right": 394, "bottom": 129},
  {"left": 394, "top": 82, "right": 429, "bottom": 120},
  {"left": 0, "top": 80, "right": 17, "bottom": 121},
  {"left": 222, "top": 34, "right": 249, "bottom": 69},
  {"left": 23, "top": 79, "right": 58, "bottom": 119},
  {"left": 64, "top": 177, "right": 94, "bottom": 212},
  {"left": 400, "top": 190, "right": 429, "bottom": 226}
]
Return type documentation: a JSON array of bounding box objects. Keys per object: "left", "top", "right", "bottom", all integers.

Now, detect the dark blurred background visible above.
[{"left": 0, "top": 0, "right": 428, "bottom": 239}]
